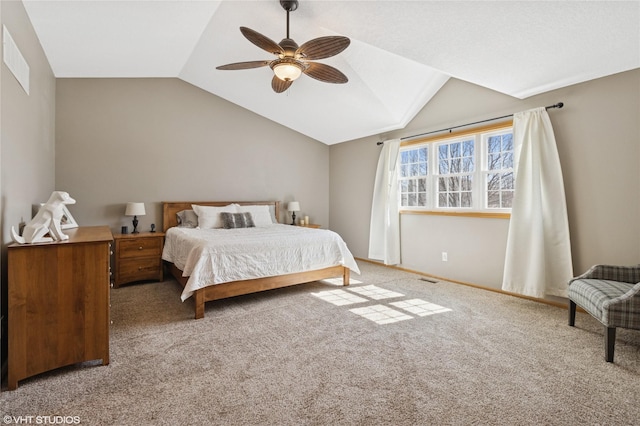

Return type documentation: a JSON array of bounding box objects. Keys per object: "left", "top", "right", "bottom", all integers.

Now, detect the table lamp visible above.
[
  {"left": 287, "top": 201, "right": 300, "bottom": 225},
  {"left": 125, "top": 202, "right": 146, "bottom": 234}
]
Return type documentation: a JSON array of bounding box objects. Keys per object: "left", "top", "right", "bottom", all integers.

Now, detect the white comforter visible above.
[{"left": 162, "top": 224, "right": 360, "bottom": 301}]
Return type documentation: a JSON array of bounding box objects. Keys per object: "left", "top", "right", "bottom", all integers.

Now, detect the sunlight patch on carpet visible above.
[
  {"left": 390, "top": 299, "right": 452, "bottom": 317},
  {"left": 349, "top": 304, "right": 413, "bottom": 324},
  {"left": 319, "top": 277, "right": 363, "bottom": 286},
  {"left": 311, "top": 289, "right": 368, "bottom": 306},
  {"left": 346, "top": 284, "right": 404, "bottom": 300}
]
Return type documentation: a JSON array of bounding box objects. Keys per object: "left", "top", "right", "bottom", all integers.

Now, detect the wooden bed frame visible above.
[{"left": 162, "top": 201, "right": 350, "bottom": 319}]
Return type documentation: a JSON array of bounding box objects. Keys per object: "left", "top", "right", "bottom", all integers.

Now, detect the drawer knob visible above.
[{"left": 138, "top": 246, "right": 143, "bottom": 250}]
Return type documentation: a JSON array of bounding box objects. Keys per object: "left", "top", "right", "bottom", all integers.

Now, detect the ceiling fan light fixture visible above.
[{"left": 272, "top": 60, "right": 303, "bottom": 81}]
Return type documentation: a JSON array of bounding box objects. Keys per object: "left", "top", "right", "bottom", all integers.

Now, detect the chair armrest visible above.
[
  {"left": 571, "top": 264, "right": 640, "bottom": 284},
  {"left": 602, "top": 282, "right": 640, "bottom": 329}
]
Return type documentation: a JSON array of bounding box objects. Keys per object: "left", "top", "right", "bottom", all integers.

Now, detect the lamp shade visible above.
[
  {"left": 287, "top": 201, "right": 300, "bottom": 212},
  {"left": 125, "top": 202, "right": 146, "bottom": 216},
  {"left": 273, "top": 62, "right": 303, "bottom": 82}
]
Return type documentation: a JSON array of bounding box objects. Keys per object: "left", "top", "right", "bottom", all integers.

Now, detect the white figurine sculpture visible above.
[{"left": 11, "top": 191, "right": 76, "bottom": 244}]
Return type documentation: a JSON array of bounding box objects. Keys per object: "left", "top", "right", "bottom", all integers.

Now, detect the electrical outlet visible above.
[{"left": 442, "top": 252, "right": 448, "bottom": 262}]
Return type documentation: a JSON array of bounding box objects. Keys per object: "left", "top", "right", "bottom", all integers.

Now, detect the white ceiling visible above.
[{"left": 22, "top": 0, "right": 640, "bottom": 145}]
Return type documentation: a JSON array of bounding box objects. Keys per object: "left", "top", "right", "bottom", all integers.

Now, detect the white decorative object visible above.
[{"left": 11, "top": 191, "right": 76, "bottom": 244}]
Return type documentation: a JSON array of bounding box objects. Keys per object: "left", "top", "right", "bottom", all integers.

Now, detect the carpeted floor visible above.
[{"left": 2, "top": 262, "right": 639, "bottom": 425}]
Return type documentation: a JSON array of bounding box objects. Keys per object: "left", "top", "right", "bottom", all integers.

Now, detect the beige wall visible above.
[
  {"left": 55, "top": 78, "right": 330, "bottom": 233},
  {"left": 330, "top": 69, "right": 640, "bottom": 290},
  {"left": 1, "top": 0, "right": 56, "bottom": 370}
]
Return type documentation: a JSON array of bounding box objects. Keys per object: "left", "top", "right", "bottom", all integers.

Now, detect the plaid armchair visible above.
[{"left": 568, "top": 264, "right": 640, "bottom": 362}]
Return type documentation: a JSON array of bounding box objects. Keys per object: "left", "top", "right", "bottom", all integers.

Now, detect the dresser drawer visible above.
[
  {"left": 118, "top": 237, "right": 162, "bottom": 259},
  {"left": 118, "top": 257, "right": 162, "bottom": 283}
]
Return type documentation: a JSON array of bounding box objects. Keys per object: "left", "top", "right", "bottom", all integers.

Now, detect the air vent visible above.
[
  {"left": 419, "top": 277, "right": 438, "bottom": 284},
  {"left": 3, "top": 25, "right": 30, "bottom": 95}
]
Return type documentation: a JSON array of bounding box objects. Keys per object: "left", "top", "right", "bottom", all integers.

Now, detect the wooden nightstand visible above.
[
  {"left": 113, "top": 232, "right": 165, "bottom": 288},
  {"left": 299, "top": 223, "right": 321, "bottom": 229}
]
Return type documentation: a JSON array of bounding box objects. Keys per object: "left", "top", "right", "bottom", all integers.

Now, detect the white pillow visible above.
[
  {"left": 192, "top": 204, "right": 238, "bottom": 229},
  {"left": 237, "top": 205, "right": 274, "bottom": 227}
]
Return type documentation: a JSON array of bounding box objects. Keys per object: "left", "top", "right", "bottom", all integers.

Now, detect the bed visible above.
[{"left": 162, "top": 201, "right": 360, "bottom": 319}]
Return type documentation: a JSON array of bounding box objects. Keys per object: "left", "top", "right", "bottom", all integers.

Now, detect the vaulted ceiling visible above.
[{"left": 22, "top": 0, "right": 640, "bottom": 145}]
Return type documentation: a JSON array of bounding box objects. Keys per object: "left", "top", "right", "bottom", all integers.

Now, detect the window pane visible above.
[
  {"left": 401, "top": 164, "right": 408, "bottom": 178},
  {"left": 504, "top": 152, "right": 513, "bottom": 168},
  {"left": 438, "top": 193, "right": 447, "bottom": 207},
  {"left": 439, "top": 160, "right": 449, "bottom": 175},
  {"left": 463, "top": 141, "right": 474, "bottom": 157},
  {"left": 409, "top": 149, "right": 418, "bottom": 162},
  {"left": 461, "top": 176, "right": 472, "bottom": 191},
  {"left": 463, "top": 157, "right": 473, "bottom": 172},
  {"left": 451, "top": 158, "right": 461, "bottom": 173},
  {"left": 408, "top": 194, "right": 416, "bottom": 206},
  {"left": 418, "top": 178, "right": 427, "bottom": 192},
  {"left": 502, "top": 134, "right": 513, "bottom": 151},
  {"left": 439, "top": 144, "right": 448, "bottom": 158},
  {"left": 419, "top": 162, "right": 427, "bottom": 175},
  {"left": 450, "top": 142, "right": 460, "bottom": 158},
  {"left": 448, "top": 193, "right": 460, "bottom": 207},
  {"left": 401, "top": 151, "right": 410, "bottom": 164},
  {"left": 461, "top": 192, "right": 472, "bottom": 207},
  {"left": 408, "top": 180, "right": 416, "bottom": 192},
  {"left": 439, "top": 177, "right": 447, "bottom": 191},
  {"left": 488, "top": 136, "right": 501, "bottom": 153},
  {"left": 410, "top": 163, "right": 419, "bottom": 176},
  {"left": 418, "top": 193, "right": 427, "bottom": 206},
  {"left": 449, "top": 176, "right": 459, "bottom": 191},
  {"left": 419, "top": 147, "right": 428, "bottom": 162},
  {"left": 488, "top": 153, "right": 500, "bottom": 170},
  {"left": 502, "top": 191, "right": 514, "bottom": 208},
  {"left": 487, "top": 191, "right": 500, "bottom": 208},
  {"left": 502, "top": 172, "right": 514, "bottom": 190},
  {"left": 487, "top": 173, "right": 499, "bottom": 191}
]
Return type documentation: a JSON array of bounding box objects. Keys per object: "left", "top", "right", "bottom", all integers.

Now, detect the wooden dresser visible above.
[
  {"left": 113, "top": 232, "right": 164, "bottom": 288},
  {"left": 8, "top": 226, "right": 113, "bottom": 390}
]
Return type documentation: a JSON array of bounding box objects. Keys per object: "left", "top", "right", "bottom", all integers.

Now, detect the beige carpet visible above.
[{"left": 2, "top": 262, "right": 639, "bottom": 425}]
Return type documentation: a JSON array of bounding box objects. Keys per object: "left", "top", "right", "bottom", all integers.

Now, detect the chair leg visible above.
[
  {"left": 568, "top": 300, "right": 576, "bottom": 326},
  {"left": 605, "top": 326, "right": 616, "bottom": 363}
]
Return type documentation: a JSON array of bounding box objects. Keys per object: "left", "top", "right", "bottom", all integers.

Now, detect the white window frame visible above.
[{"left": 398, "top": 123, "right": 513, "bottom": 214}]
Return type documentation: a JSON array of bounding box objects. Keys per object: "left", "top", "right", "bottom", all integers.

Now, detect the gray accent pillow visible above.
[
  {"left": 220, "top": 212, "right": 255, "bottom": 229},
  {"left": 176, "top": 209, "right": 198, "bottom": 228}
]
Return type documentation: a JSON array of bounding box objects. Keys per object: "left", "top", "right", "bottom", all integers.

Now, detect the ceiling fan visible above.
[{"left": 216, "top": 0, "right": 350, "bottom": 93}]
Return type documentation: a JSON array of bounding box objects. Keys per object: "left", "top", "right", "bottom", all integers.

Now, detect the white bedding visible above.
[{"left": 162, "top": 224, "right": 360, "bottom": 301}]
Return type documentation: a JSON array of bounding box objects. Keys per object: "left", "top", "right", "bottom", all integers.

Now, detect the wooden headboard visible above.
[{"left": 162, "top": 201, "right": 280, "bottom": 232}]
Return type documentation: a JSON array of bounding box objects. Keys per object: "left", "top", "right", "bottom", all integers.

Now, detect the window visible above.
[
  {"left": 437, "top": 139, "right": 474, "bottom": 208},
  {"left": 398, "top": 124, "right": 513, "bottom": 213},
  {"left": 485, "top": 132, "right": 514, "bottom": 209},
  {"left": 399, "top": 146, "right": 428, "bottom": 207}
]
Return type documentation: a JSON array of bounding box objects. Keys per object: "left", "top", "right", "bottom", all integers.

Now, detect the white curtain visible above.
[
  {"left": 502, "top": 107, "right": 573, "bottom": 298},
  {"left": 368, "top": 139, "right": 401, "bottom": 265}
]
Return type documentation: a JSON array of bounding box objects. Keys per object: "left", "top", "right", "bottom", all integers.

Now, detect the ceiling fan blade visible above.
[
  {"left": 240, "top": 27, "right": 284, "bottom": 56},
  {"left": 296, "top": 36, "right": 350, "bottom": 60},
  {"left": 272, "top": 75, "right": 293, "bottom": 93},
  {"left": 216, "top": 60, "right": 270, "bottom": 71},
  {"left": 303, "top": 62, "right": 348, "bottom": 84}
]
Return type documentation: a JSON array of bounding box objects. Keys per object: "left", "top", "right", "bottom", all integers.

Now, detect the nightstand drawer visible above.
[
  {"left": 118, "top": 237, "right": 162, "bottom": 259},
  {"left": 118, "top": 257, "right": 162, "bottom": 283}
]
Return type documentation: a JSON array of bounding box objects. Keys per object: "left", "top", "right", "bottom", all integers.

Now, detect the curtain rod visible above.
[{"left": 377, "top": 102, "right": 564, "bottom": 145}]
